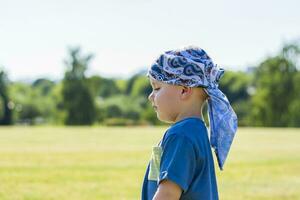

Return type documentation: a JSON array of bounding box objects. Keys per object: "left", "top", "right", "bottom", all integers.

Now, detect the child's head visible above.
[
  {"left": 147, "top": 46, "right": 216, "bottom": 123},
  {"left": 146, "top": 46, "right": 238, "bottom": 170},
  {"left": 148, "top": 76, "right": 208, "bottom": 123}
]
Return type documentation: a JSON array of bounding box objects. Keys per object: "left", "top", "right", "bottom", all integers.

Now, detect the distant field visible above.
[{"left": 0, "top": 126, "right": 299, "bottom": 200}]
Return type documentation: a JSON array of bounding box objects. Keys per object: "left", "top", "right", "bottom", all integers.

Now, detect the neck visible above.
[{"left": 174, "top": 101, "right": 206, "bottom": 123}]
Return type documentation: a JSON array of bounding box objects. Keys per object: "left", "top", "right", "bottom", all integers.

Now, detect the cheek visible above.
[
  {"left": 155, "top": 90, "right": 167, "bottom": 102},
  {"left": 156, "top": 89, "right": 179, "bottom": 106}
]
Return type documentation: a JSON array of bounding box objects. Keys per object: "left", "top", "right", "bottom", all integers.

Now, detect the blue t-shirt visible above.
[{"left": 141, "top": 117, "right": 219, "bottom": 200}]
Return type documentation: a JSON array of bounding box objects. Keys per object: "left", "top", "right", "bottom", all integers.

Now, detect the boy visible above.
[{"left": 141, "top": 47, "right": 238, "bottom": 200}]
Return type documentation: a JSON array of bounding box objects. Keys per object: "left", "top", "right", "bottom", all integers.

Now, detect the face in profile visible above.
[{"left": 148, "top": 77, "right": 182, "bottom": 123}]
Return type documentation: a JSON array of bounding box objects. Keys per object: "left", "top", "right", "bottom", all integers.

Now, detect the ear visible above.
[{"left": 180, "top": 86, "right": 193, "bottom": 100}]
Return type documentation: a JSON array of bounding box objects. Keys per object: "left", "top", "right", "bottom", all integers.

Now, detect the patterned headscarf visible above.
[{"left": 147, "top": 46, "right": 238, "bottom": 170}]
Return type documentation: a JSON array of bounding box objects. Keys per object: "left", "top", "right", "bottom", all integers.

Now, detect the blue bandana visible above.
[{"left": 147, "top": 46, "right": 238, "bottom": 170}]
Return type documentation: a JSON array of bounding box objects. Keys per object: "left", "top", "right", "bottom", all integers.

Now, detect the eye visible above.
[{"left": 154, "top": 87, "right": 160, "bottom": 91}]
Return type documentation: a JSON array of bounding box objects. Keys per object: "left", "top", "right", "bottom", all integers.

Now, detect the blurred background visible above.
[
  {"left": 1, "top": 0, "right": 300, "bottom": 127},
  {"left": 0, "top": 0, "right": 299, "bottom": 199}
]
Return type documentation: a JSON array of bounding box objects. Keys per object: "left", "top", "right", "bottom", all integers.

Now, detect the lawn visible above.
[{"left": 0, "top": 126, "right": 299, "bottom": 200}]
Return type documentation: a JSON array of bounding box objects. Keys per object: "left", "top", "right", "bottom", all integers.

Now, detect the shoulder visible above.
[
  {"left": 165, "top": 117, "right": 207, "bottom": 140},
  {"left": 161, "top": 118, "right": 210, "bottom": 157}
]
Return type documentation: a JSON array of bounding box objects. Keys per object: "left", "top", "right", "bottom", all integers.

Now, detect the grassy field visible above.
[{"left": 0, "top": 126, "right": 299, "bottom": 200}]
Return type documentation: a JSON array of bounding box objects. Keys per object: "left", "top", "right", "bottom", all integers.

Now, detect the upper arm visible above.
[
  {"left": 152, "top": 179, "right": 182, "bottom": 200},
  {"left": 158, "top": 135, "right": 197, "bottom": 193}
]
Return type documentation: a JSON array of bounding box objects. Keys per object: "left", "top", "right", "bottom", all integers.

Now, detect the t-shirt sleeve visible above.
[{"left": 158, "top": 134, "right": 196, "bottom": 193}]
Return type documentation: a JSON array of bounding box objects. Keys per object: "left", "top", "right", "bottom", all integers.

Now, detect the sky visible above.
[{"left": 0, "top": 0, "right": 299, "bottom": 81}]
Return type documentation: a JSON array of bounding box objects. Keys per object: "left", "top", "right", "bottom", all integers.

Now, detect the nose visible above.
[{"left": 148, "top": 91, "right": 154, "bottom": 102}]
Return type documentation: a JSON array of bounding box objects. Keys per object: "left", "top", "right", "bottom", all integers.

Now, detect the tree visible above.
[
  {"left": 125, "top": 71, "right": 147, "bottom": 95},
  {"left": 288, "top": 71, "right": 300, "bottom": 126},
  {"left": 0, "top": 69, "right": 12, "bottom": 125},
  {"left": 250, "top": 42, "right": 299, "bottom": 127},
  {"left": 32, "top": 78, "right": 55, "bottom": 96},
  {"left": 87, "top": 75, "right": 120, "bottom": 98},
  {"left": 130, "top": 75, "right": 152, "bottom": 99},
  {"left": 62, "top": 47, "right": 96, "bottom": 125},
  {"left": 283, "top": 42, "right": 300, "bottom": 126},
  {"left": 219, "top": 71, "right": 251, "bottom": 104}
]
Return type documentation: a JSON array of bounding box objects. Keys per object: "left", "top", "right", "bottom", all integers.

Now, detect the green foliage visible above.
[
  {"left": 50, "top": 82, "right": 66, "bottom": 124},
  {"left": 62, "top": 80, "right": 96, "bottom": 125},
  {"left": 219, "top": 71, "right": 252, "bottom": 103},
  {"left": 250, "top": 42, "right": 299, "bottom": 127},
  {"left": 115, "top": 79, "right": 127, "bottom": 94},
  {"left": 62, "top": 47, "right": 96, "bottom": 125},
  {"left": 64, "top": 47, "right": 93, "bottom": 80},
  {"left": 32, "top": 78, "right": 55, "bottom": 96},
  {"left": 96, "top": 95, "right": 144, "bottom": 122},
  {"left": 87, "top": 75, "right": 120, "bottom": 98},
  {"left": 8, "top": 81, "right": 56, "bottom": 125},
  {"left": 130, "top": 75, "right": 152, "bottom": 98},
  {"left": 0, "top": 69, "right": 12, "bottom": 125},
  {"left": 287, "top": 72, "right": 300, "bottom": 126},
  {"left": 1, "top": 41, "right": 300, "bottom": 127},
  {"left": 18, "top": 102, "right": 42, "bottom": 123},
  {"left": 125, "top": 74, "right": 139, "bottom": 95},
  {"left": 0, "top": 98, "right": 3, "bottom": 119}
]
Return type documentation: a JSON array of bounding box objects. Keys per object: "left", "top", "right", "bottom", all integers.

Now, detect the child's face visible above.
[{"left": 148, "top": 77, "right": 182, "bottom": 123}]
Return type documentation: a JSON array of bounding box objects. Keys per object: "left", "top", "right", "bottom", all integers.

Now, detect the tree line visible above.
[{"left": 0, "top": 42, "right": 299, "bottom": 127}]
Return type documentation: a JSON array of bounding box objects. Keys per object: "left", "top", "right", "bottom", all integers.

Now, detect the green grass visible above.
[{"left": 0, "top": 126, "right": 299, "bottom": 200}]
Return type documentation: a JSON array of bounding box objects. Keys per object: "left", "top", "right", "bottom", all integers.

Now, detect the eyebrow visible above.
[
  {"left": 149, "top": 77, "right": 162, "bottom": 87},
  {"left": 150, "top": 81, "right": 160, "bottom": 87}
]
